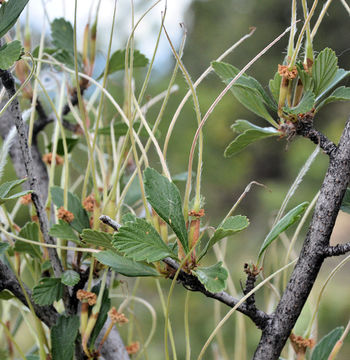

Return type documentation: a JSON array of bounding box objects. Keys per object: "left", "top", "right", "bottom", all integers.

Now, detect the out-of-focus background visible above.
[{"left": 11, "top": 0, "right": 350, "bottom": 358}]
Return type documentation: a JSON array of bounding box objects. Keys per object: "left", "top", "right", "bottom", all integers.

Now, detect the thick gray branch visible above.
[
  {"left": 0, "top": 260, "right": 58, "bottom": 327},
  {"left": 0, "top": 69, "right": 63, "bottom": 280},
  {"left": 253, "top": 117, "right": 350, "bottom": 359}
]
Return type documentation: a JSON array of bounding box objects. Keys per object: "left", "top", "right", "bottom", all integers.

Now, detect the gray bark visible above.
[{"left": 253, "top": 117, "right": 350, "bottom": 359}]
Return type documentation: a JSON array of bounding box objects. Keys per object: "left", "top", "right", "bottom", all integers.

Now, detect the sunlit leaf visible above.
[
  {"left": 269, "top": 71, "right": 282, "bottom": 103},
  {"left": 312, "top": 48, "right": 338, "bottom": 97},
  {"left": 193, "top": 262, "right": 228, "bottom": 293},
  {"left": 0, "top": 178, "right": 29, "bottom": 205},
  {"left": 61, "top": 270, "right": 80, "bottom": 286},
  {"left": 315, "top": 68, "right": 349, "bottom": 102},
  {"left": 51, "top": 18, "right": 74, "bottom": 54},
  {"left": 0, "top": 0, "right": 29, "bottom": 38},
  {"left": 212, "top": 61, "right": 278, "bottom": 115},
  {"left": 14, "top": 222, "right": 42, "bottom": 259},
  {"left": 258, "top": 202, "right": 309, "bottom": 260},
  {"left": 112, "top": 217, "right": 176, "bottom": 262},
  {"left": 144, "top": 167, "right": 188, "bottom": 252},
  {"left": 94, "top": 250, "right": 159, "bottom": 277},
  {"left": 316, "top": 86, "right": 350, "bottom": 111},
  {"left": 212, "top": 61, "right": 277, "bottom": 109},
  {"left": 0, "top": 40, "right": 22, "bottom": 70},
  {"left": 283, "top": 91, "right": 315, "bottom": 115},
  {"left": 98, "top": 49, "right": 149, "bottom": 79},
  {"left": 225, "top": 123, "right": 279, "bottom": 157},
  {"left": 201, "top": 215, "right": 249, "bottom": 258},
  {"left": 32, "top": 278, "right": 64, "bottom": 306},
  {"left": 81, "top": 229, "right": 114, "bottom": 250},
  {"left": 49, "top": 220, "right": 80, "bottom": 243},
  {"left": 51, "top": 315, "right": 79, "bottom": 360},
  {"left": 311, "top": 327, "right": 344, "bottom": 360}
]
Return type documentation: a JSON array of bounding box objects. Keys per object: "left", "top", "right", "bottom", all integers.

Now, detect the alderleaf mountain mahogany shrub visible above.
[{"left": 0, "top": 0, "right": 349, "bottom": 359}]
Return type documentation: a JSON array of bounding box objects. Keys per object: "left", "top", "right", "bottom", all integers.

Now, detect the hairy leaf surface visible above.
[
  {"left": 258, "top": 202, "right": 309, "bottom": 260},
  {"left": 144, "top": 167, "right": 188, "bottom": 252},
  {"left": 112, "top": 217, "right": 175, "bottom": 262},
  {"left": 95, "top": 250, "right": 159, "bottom": 277},
  {"left": 193, "top": 262, "right": 228, "bottom": 293}
]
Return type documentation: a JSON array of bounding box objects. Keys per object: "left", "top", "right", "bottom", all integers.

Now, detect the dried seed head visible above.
[
  {"left": 76, "top": 290, "right": 97, "bottom": 306},
  {"left": 290, "top": 333, "right": 315, "bottom": 355},
  {"left": 83, "top": 194, "right": 98, "bottom": 212},
  {"left": 278, "top": 64, "right": 298, "bottom": 80},
  {"left": 108, "top": 307, "right": 129, "bottom": 325},
  {"left": 20, "top": 193, "right": 32, "bottom": 205},
  {"left": 188, "top": 209, "right": 205, "bottom": 218},
  {"left": 126, "top": 341, "right": 140, "bottom": 355},
  {"left": 42, "top": 153, "right": 64, "bottom": 166},
  {"left": 57, "top": 207, "right": 75, "bottom": 223}
]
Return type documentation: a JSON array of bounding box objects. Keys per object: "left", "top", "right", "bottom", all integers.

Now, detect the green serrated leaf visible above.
[
  {"left": 193, "top": 262, "right": 228, "bottom": 293},
  {"left": 88, "top": 284, "right": 110, "bottom": 347},
  {"left": 0, "top": 178, "right": 27, "bottom": 204},
  {"left": 144, "top": 167, "right": 188, "bottom": 252},
  {"left": 61, "top": 270, "right": 80, "bottom": 286},
  {"left": 47, "top": 138, "right": 79, "bottom": 156},
  {"left": 32, "top": 46, "right": 57, "bottom": 58},
  {"left": 52, "top": 48, "right": 77, "bottom": 69},
  {"left": 122, "top": 213, "right": 137, "bottom": 224},
  {"left": 14, "top": 222, "right": 42, "bottom": 259},
  {"left": 269, "top": 71, "right": 282, "bottom": 103},
  {"left": 98, "top": 49, "right": 149, "bottom": 79},
  {"left": 0, "top": 242, "right": 9, "bottom": 255},
  {"left": 51, "top": 315, "right": 79, "bottom": 360},
  {"left": 212, "top": 62, "right": 277, "bottom": 125},
  {"left": 202, "top": 216, "right": 249, "bottom": 257},
  {"left": 49, "top": 220, "right": 80, "bottom": 244},
  {"left": 212, "top": 61, "right": 278, "bottom": 111},
  {"left": 1, "top": 189, "right": 32, "bottom": 203},
  {"left": 112, "top": 217, "right": 175, "bottom": 262},
  {"left": 94, "top": 250, "right": 159, "bottom": 277},
  {"left": 311, "top": 327, "right": 344, "bottom": 360},
  {"left": 0, "top": 0, "right": 29, "bottom": 38},
  {"left": 232, "top": 84, "right": 277, "bottom": 126},
  {"left": 50, "top": 186, "right": 90, "bottom": 233},
  {"left": 316, "top": 86, "right": 350, "bottom": 111},
  {"left": 341, "top": 188, "right": 350, "bottom": 214},
  {"left": 81, "top": 229, "right": 114, "bottom": 250},
  {"left": 224, "top": 125, "right": 279, "bottom": 157},
  {"left": 312, "top": 48, "right": 338, "bottom": 97},
  {"left": 283, "top": 91, "right": 315, "bottom": 115},
  {"left": 51, "top": 18, "right": 74, "bottom": 54},
  {"left": 32, "top": 278, "right": 64, "bottom": 306},
  {"left": 258, "top": 202, "right": 309, "bottom": 260},
  {"left": 315, "top": 68, "right": 350, "bottom": 102},
  {"left": 0, "top": 40, "right": 22, "bottom": 70}
]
